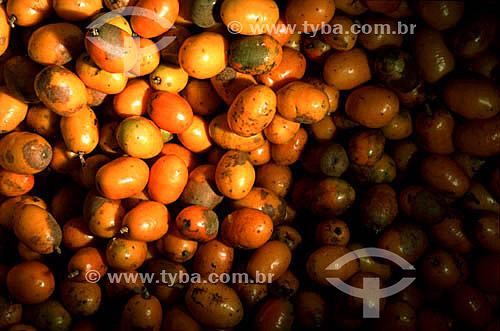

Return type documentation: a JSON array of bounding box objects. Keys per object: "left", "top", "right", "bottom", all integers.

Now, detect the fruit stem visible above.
[
  {"left": 141, "top": 287, "right": 151, "bottom": 299},
  {"left": 67, "top": 270, "right": 80, "bottom": 279},
  {"left": 8, "top": 15, "right": 16, "bottom": 29},
  {"left": 79, "top": 153, "right": 86, "bottom": 167},
  {"left": 89, "top": 28, "right": 99, "bottom": 37},
  {"left": 151, "top": 76, "right": 162, "bottom": 85}
]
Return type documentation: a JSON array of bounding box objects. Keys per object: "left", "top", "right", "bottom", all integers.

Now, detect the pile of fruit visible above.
[{"left": 0, "top": 0, "right": 499, "bottom": 330}]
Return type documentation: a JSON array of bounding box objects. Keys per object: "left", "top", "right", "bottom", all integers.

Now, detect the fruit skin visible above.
[
  {"left": 178, "top": 115, "right": 213, "bottom": 153},
  {"left": 106, "top": 237, "right": 148, "bottom": 271},
  {"left": 34, "top": 65, "right": 87, "bottom": 117},
  {"left": 60, "top": 106, "right": 99, "bottom": 155},
  {"left": 13, "top": 204, "right": 62, "bottom": 254},
  {"left": 85, "top": 23, "right": 138, "bottom": 74},
  {"left": 264, "top": 113, "right": 301, "bottom": 145},
  {"left": 285, "top": 0, "right": 335, "bottom": 33},
  {"left": 130, "top": 37, "right": 161, "bottom": 77},
  {"left": 28, "top": 23, "right": 83, "bottom": 66},
  {"left": 179, "top": 32, "right": 229, "bottom": 79},
  {"left": 443, "top": 78, "right": 500, "bottom": 119},
  {"left": 0, "top": 86, "right": 28, "bottom": 134},
  {"left": 254, "top": 297, "right": 294, "bottom": 331},
  {"left": 148, "top": 155, "right": 189, "bottom": 204},
  {"left": 182, "top": 78, "right": 222, "bottom": 115},
  {"left": 454, "top": 115, "right": 500, "bottom": 157},
  {"left": 273, "top": 225, "right": 302, "bottom": 251},
  {"left": 115, "top": 116, "right": 163, "bottom": 159},
  {"left": 348, "top": 129, "right": 385, "bottom": 166},
  {"left": 220, "top": 208, "right": 273, "bottom": 249},
  {"left": 323, "top": 48, "right": 371, "bottom": 90},
  {"left": 67, "top": 247, "right": 108, "bottom": 282},
  {"left": 0, "top": 295, "right": 22, "bottom": 328},
  {"left": 309, "top": 177, "right": 356, "bottom": 217},
  {"left": 250, "top": 143, "right": 270, "bottom": 168},
  {"left": 449, "top": 13, "right": 496, "bottom": 59},
  {"left": 0, "top": 195, "right": 47, "bottom": 230},
  {"left": 25, "top": 104, "right": 60, "bottom": 138},
  {"left": 413, "top": 27, "right": 455, "bottom": 83},
  {"left": 96, "top": 156, "right": 150, "bottom": 200},
  {"left": 209, "top": 113, "right": 266, "bottom": 152},
  {"left": 419, "top": 155, "right": 470, "bottom": 199},
  {"left": 271, "top": 127, "right": 308, "bottom": 166},
  {"left": 323, "top": 15, "right": 358, "bottom": 51},
  {"left": 306, "top": 245, "right": 359, "bottom": 286},
  {"left": 160, "top": 142, "right": 199, "bottom": 171},
  {"left": 345, "top": 85, "right": 400, "bottom": 128},
  {"left": 215, "top": 150, "right": 255, "bottom": 200},
  {"left": 49, "top": 140, "right": 80, "bottom": 174},
  {"left": 6, "top": 0, "right": 53, "bottom": 27},
  {"left": 0, "top": 131, "right": 52, "bottom": 175},
  {"left": 231, "top": 187, "right": 287, "bottom": 225},
  {"left": 378, "top": 223, "right": 429, "bottom": 264},
  {"left": 220, "top": 0, "right": 279, "bottom": 35},
  {"left": 24, "top": 300, "right": 72, "bottom": 331},
  {"left": 60, "top": 279, "right": 101, "bottom": 317},
  {"left": 148, "top": 91, "right": 194, "bottom": 134},
  {"left": 156, "top": 227, "right": 198, "bottom": 263},
  {"left": 227, "top": 85, "right": 277, "bottom": 137},
  {"left": 256, "top": 162, "right": 293, "bottom": 197},
  {"left": 130, "top": 0, "right": 179, "bottom": 38},
  {"left": 476, "top": 214, "right": 500, "bottom": 252},
  {"left": 415, "top": 107, "right": 455, "bottom": 154},
  {"left": 0, "top": 6, "right": 10, "bottom": 57},
  {"left": 450, "top": 285, "right": 493, "bottom": 329},
  {"left": 295, "top": 291, "right": 328, "bottom": 330},
  {"left": 113, "top": 78, "right": 152, "bottom": 118},
  {"left": 0, "top": 169, "right": 34, "bottom": 197},
  {"left": 316, "top": 219, "right": 350, "bottom": 246},
  {"left": 360, "top": 184, "right": 399, "bottom": 235},
  {"left": 229, "top": 35, "right": 283, "bottom": 75},
  {"left": 193, "top": 239, "right": 234, "bottom": 277},
  {"left": 257, "top": 47, "right": 307, "bottom": 91},
  {"left": 372, "top": 47, "right": 418, "bottom": 93},
  {"left": 175, "top": 205, "right": 218, "bottom": 242},
  {"left": 121, "top": 201, "right": 169, "bottom": 242},
  {"left": 121, "top": 292, "right": 163, "bottom": 330},
  {"left": 162, "top": 305, "right": 202, "bottom": 331},
  {"left": 416, "top": 0, "right": 464, "bottom": 30},
  {"left": 211, "top": 71, "right": 258, "bottom": 105},
  {"left": 62, "top": 217, "right": 99, "bottom": 251},
  {"left": 247, "top": 240, "right": 291, "bottom": 281},
  {"left": 185, "top": 282, "right": 243, "bottom": 328},
  {"left": 149, "top": 63, "right": 188, "bottom": 92},
  {"left": 76, "top": 53, "right": 128, "bottom": 95},
  {"left": 276, "top": 82, "right": 329, "bottom": 124},
  {"left": 180, "top": 164, "right": 224, "bottom": 209},
  {"left": 83, "top": 191, "right": 126, "bottom": 238},
  {"left": 53, "top": 0, "right": 102, "bottom": 21},
  {"left": 6, "top": 261, "right": 55, "bottom": 304},
  {"left": 359, "top": 17, "right": 403, "bottom": 51}
]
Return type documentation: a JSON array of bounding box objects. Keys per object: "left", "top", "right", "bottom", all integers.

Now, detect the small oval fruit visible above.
[{"left": 215, "top": 150, "right": 255, "bottom": 199}]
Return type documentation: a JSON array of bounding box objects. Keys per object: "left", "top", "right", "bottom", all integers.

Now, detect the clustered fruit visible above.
[{"left": 0, "top": 0, "right": 499, "bottom": 330}]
